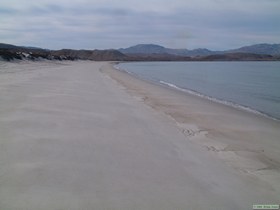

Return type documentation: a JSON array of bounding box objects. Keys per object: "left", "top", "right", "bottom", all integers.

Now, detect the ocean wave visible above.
[
  {"left": 159, "top": 80, "right": 279, "bottom": 121},
  {"left": 113, "top": 64, "right": 120, "bottom": 70},
  {"left": 115, "top": 63, "right": 279, "bottom": 121}
]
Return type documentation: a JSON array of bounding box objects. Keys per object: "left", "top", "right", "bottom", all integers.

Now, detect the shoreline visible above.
[
  {"left": 114, "top": 61, "right": 280, "bottom": 122},
  {"left": 159, "top": 80, "right": 280, "bottom": 121},
  {"left": 102, "top": 62, "right": 280, "bottom": 193}
]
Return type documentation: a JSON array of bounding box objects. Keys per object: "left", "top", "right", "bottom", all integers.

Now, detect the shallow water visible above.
[{"left": 118, "top": 61, "right": 280, "bottom": 120}]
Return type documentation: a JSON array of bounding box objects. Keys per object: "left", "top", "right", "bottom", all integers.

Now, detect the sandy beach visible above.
[{"left": 0, "top": 61, "right": 279, "bottom": 210}]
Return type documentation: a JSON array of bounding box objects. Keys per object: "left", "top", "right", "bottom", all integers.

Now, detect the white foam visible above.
[
  {"left": 115, "top": 63, "right": 279, "bottom": 121},
  {"left": 113, "top": 64, "right": 120, "bottom": 70},
  {"left": 159, "top": 80, "right": 278, "bottom": 121}
]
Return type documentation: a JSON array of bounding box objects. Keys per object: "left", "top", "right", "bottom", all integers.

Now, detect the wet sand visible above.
[{"left": 0, "top": 61, "right": 279, "bottom": 210}]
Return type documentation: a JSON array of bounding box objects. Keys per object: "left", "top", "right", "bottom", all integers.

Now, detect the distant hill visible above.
[
  {"left": 0, "top": 43, "right": 127, "bottom": 61},
  {"left": 0, "top": 43, "right": 24, "bottom": 49},
  {"left": 1, "top": 42, "right": 279, "bottom": 61},
  {"left": 196, "top": 53, "right": 275, "bottom": 61},
  {"left": 226, "top": 44, "right": 280, "bottom": 55},
  {"left": 51, "top": 49, "right": 127, "bottom": 61},
  {"left": 119, "top": 44, "right": 167, "bottom": 54},
  {"left": 119, "top": 44, "right": 214, "bottom": 57},
  {"left": 119, "top": 43, "right": 280, "bottom": 57}
]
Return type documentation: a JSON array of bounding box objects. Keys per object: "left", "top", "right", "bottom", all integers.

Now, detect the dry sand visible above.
[{"left": 0, "top": 60, "right": 279, "bottom": 210}]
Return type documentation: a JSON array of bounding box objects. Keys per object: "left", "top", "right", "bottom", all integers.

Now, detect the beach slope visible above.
[{"left": 0, "top": 61, "right": 279, "bottom": 210}]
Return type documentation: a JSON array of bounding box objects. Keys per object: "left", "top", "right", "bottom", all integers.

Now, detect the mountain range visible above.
[
  {"left": 119, "top": 43, "right": 280, "bottom": 57},
  {"left": 1, "top": 43, "right": 280, "bottom": 61}
]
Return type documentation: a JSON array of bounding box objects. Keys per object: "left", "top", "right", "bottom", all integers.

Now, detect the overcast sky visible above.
[{"left": 1, "top": 0, "right": 279, "bottom": 50}]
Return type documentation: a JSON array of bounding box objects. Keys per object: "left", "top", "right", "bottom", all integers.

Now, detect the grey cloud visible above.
[
  {"left": 0, "top": 0, "right": 279, "bottom": 50},
  {"left": 0, "top": 7, "right": 18, "bottom": 14}
]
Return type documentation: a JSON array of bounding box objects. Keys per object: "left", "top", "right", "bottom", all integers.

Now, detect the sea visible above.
[{"left": 117, "top": 61, "right": 280, "bottom": 120}]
